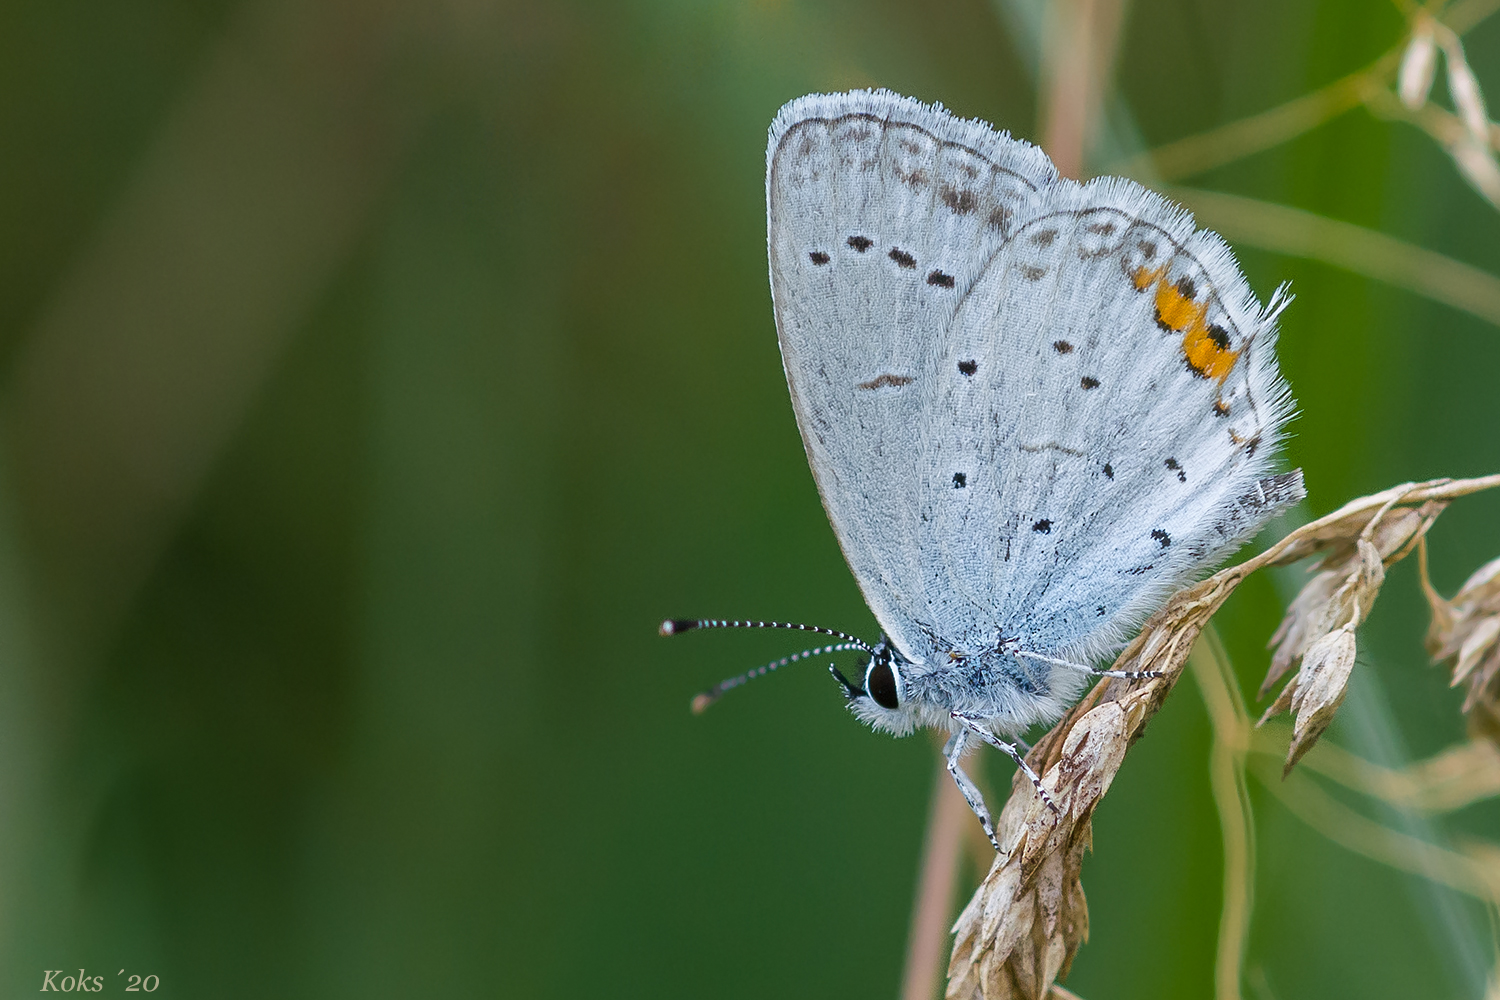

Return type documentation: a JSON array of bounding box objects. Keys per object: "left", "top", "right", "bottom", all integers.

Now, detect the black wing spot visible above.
[
  {"left": 953, "top": 472, "right": 967, "bottom": 489},
  {"left": 1126, "top": 564, "right": 1155, "bottom": 575},
  {"left": 1103, "top": 463, "right": 1114, "bottom": 479},
  {"left": 958, "top": 360, "right": 978, "bottom": 376},
  {"left": 847, "top": 235, "right": 873, "bottom": 252},
  {"left": 1032, "top": 228, "right": 1057, "bottom": 246},
  {"left": 809, "top": 251, "right": 830, "bottom": 265},
  {"left": 1214, "top": 400, "right": 1230, "bottom": 417},
  {"left": 1175, "top": 276, "right": 1197, "bottom": 300},
  {"left": 1207, "top": 324, "right": 1231, "bottom": 349},
  {"left": 927, "top": 270, "right": 955, "bottom": 288},
  {"left": 1096, "top": 605, "right": 1107, "bottom": 616},
  {"left": 1165, "top": 457, "right": 1186, "bottom": 482},
  {"left": 889, "top": 248, "right": 917, "bottom": 269},
  {"left": 1053, "top": 340, "right": 1073, "bottom": 354},
  {"left": 1080, "top": 376, "right": 1100, "bottom": 390},
  {"left": 1032, "top": 519, "right": 1052, "bottom": 534},
  {"left": 1151, "top": 529, "right": 1171, "bottom": 548}
]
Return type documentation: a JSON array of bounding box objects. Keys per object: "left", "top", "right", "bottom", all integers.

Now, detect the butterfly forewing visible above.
[{"left": 767, "top": 91, "right": 1056, "bottom": 661}]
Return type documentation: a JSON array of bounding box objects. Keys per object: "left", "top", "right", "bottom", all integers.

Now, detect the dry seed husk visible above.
[
  {"left": 1424, "top": 546, "right": 1500, "bottom": 731},
  {"left": 1257, "top": 498, "right": 1447, "bottom": 765}
]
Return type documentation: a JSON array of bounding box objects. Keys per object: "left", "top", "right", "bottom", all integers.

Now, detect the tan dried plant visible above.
[
  {"left": 1422, "top": 543, "right": 1500, "bottom": 743},
  {"left": 945, "top": 474, "right": 1500, "bottom": 1000}
]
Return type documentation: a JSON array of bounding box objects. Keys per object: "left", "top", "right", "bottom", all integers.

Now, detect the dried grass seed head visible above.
[
  {"left": 1281, "top": 625, "right": 1359, "bottom": 774},
  {"left": 1259, "top": 496, "right": 1447, "bottom": 763},
  {"left": 1424, "top": 549, "right": 1500, "bottom": 732}
]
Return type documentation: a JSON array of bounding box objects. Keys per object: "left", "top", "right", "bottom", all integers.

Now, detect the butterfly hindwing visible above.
[{"left": 923, "top": 180, "right": 1296, "bottom": 664}]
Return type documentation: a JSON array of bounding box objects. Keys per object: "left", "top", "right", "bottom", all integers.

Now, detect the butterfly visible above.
[{"left": 664, "top": 90, "right": 1302, "bottom": 848}]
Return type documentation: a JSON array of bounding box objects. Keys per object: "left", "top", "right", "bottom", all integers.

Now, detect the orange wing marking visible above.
[
  {"left": 1136, "top": 267, "right": 1240, "bottom": 382},
  {"left": 1132, "top": 264, "right": 1164, "bottom": 291}
]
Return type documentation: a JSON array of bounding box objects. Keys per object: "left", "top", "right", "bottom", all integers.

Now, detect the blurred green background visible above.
[{"left": 1, "top": 0, "right": 1497, "bottom": 997}]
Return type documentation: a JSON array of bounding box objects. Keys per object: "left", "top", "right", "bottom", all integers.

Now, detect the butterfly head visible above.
[{"left": 838, "top": 637, "right": 927, "bottom": 736}]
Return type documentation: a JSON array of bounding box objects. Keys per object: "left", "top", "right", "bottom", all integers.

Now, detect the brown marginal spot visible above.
[
  {"left": 857, "top": 373, "right": 915, "bottom": 390},
  {"left": 809, "top": 251, "right": 830, "bottom": 265},
  {"left": 1138, "top": 239, "right": 1157, "bottom": 259},
  {"left": 889, "top": 248, "right": 917, "bottom": 269},
  {"left": 1175, "top": 276, "right": 1197, "bottom": 300},
  {"left": 1085, "top": 221, "right": 1116, "bottom": 235},
  {"left": 1032, "top": 229, "right": 1057, "bottom": 246},
  {"left": 940, "top": 186, "right": 978, "bottom": 215},
  {"left": 1053, "top": 340, "right": 1073, "bottom": 354},
  {"left": 847, "top": 235, "right": 874, "bottom": 252},
  {"left": 1020, "top": 265, "right": 1047, "bottom": 281},
  {"left": 986, "top": 205, "right": 1012, "bottom": 232},
  {"left": 927, "top": 270, "right": 956, "bottom": 288},
  {"left": 1214, "top": 400, "right": 1230, "bottom": 417},
  {"left": 897, "top": 168, "right": 930, "bottom": 190}
]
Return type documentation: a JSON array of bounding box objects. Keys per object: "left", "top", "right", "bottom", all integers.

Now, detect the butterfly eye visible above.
[{"left": 865, "top": 659, "right": 900, "bottom": 709}]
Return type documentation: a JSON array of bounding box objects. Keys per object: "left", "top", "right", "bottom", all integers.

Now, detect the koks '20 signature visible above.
[{"left": 40, "top": 969, "right": 160, "bottom": 991}]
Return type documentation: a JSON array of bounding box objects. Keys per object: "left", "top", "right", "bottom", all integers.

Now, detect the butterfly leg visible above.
[
  {"left": 943, "top": 729, "right": 1000, "bottom": 852},
  {"left": 952, "top": 712, "right": 1060, "bottom": 815},
  {"left": 1014, "top": 649, "right": 1163, "bottom": 680}
]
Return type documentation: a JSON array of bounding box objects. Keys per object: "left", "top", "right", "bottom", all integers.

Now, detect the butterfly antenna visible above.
[
  {"left": 687, "top": 642, "right": 868, "bottom": 714},
  {"left": 659, "top": 618, "right": 874, "bottom": 652},
  {"left": 660, "top": 619, "right": 876, "bottom": 713}
]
